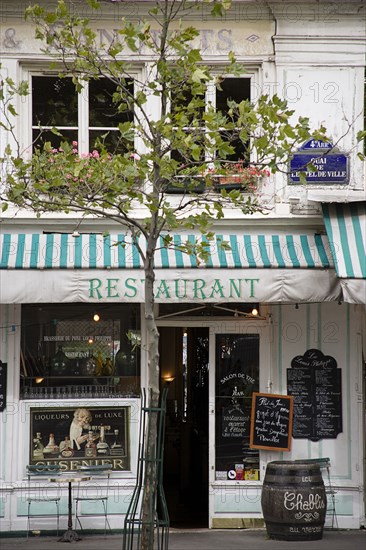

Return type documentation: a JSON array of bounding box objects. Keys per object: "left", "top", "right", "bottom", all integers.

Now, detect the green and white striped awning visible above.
[
  {"left": 0, "top": 231, "right": 342, "bottom": 304},
  {"left": 322, "top": 202, "right": 366, "bottom": 279},
  {"left": 321, "top": 202, "right": 366, "bottom": 305},
  {"left": 0, "top": 231, "right": 333, "bottom": 270}
]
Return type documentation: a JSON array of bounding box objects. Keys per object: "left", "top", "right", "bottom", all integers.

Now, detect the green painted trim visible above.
[
  {"left": 17, "top": 495, "right": 129, "bottom": 517},
  {"left": 334, "top": 494, "right": 354, "bottom": 515},
  {"left": 17, "top": 497, "right": 68, "bottom": 517},
  {"left": 214, "top": 494, "right": 262, "bottom": 513}
]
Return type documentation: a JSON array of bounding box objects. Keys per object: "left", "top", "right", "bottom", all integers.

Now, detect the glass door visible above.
[
  {"left": 214, "top": 333, "right": 260, "bottom": 482},
  {"left": 160, "top": 326, "right": 209, "bottom": 527}
]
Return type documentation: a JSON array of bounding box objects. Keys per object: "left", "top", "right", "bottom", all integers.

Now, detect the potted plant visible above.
[{"left": 208, "top": 160, "right": 270, "bottom": 192}]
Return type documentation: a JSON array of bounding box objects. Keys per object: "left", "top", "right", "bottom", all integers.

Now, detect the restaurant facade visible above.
[{"left": 0, "top": 0, "right": 365, "bottom": 533}]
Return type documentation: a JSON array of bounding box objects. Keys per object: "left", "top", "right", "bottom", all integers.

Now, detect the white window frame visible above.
[{"left": 20, "top": 65, "right": 140, "bottom": 158}]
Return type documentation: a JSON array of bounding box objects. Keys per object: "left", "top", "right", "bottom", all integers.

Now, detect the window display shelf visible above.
[{"left": 20, "top": 376, "right": 140, "bottom": 400}]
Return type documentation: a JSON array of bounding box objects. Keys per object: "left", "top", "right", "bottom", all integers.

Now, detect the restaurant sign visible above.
[{"left": 289, "top": 139, "right": 349, "bottom": 185}]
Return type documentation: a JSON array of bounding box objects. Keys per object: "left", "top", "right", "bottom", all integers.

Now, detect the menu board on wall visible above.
[
  {"left": 250, "top": 392, "right": 293, "bottom": 451},
  {"left": 287, "top": 349, "right": 342, "bottom": 441}
]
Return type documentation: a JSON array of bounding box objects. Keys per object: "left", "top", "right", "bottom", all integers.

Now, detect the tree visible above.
[{"left": 0, "top": 1, "right": 327, "bottom": 547}]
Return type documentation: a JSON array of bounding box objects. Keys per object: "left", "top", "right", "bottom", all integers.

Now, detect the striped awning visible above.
[
  {"left": 322, "top": 202, "right": 366, "bottom": 305},
  {"left": 322, "top": 202, "right": 366, "bottom": 279},
  {"left": 0, "top": 231, "right": 334, "bottom": 270},
  {"left": 0, "top": 231, "right": 342, "bottom": 304}
]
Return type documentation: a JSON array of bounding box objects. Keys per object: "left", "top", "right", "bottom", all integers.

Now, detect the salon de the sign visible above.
[{"left": 289, "top": 139, "right": 349, "bottom": 185}]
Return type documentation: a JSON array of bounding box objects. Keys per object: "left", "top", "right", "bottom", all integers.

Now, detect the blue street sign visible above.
[
  {"left": 289, "top": 152, "right": 349, "bottom": 185},
  {"left": 298, "top": 138, "right": 333, "bottom": 150}
]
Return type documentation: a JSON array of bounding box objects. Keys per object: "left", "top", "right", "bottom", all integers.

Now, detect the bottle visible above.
[
  {"left": 32, "top": 432, "right": 44, "bottom": 460},
  {"left": 59, "top": 436, "right": 74, "bottom": 458},
  {"left": 102, "top": 357, "right": 114, "bottom": 376},
  {"left": 96, "top": 425, "right": 109, "bottom": 456},
  {"left": 43, "top": 433, "right": 59, "bottom": 455},
  {"left": 50, "top": 346, "right": 70, "bottom": 376},
  {"left": 82, "top": 353, "right": 96, "bottom": 376},
  {"left": 85, "top": 431, "right": 97, "bottom": 458},
  {"left": 110, "top": 429, "right": 124, "bottom": 456},
  {"left": 95, "top": 352, "right": 103, "bottom": 376}
]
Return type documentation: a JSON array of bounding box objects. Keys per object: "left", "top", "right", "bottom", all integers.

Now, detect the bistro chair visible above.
[
  {"left": 26, "top": 464, "right": 61, "bottom": 538},
  {"left": 74, "top": 464, "right": 112, "bottom": 536}
]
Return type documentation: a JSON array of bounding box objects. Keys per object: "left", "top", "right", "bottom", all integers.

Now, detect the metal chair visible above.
[
  {"left": 295, "top": 458, "right": 338, "bottom": 529},
  {"left": 318, "top": 458, "right": 338, "bottom": 529},
  {"left": 26, "top": 464, "right": 61, "bottom": 537},
  {"left": 74, "top": 464, "right": 112, "bottom": 536}
]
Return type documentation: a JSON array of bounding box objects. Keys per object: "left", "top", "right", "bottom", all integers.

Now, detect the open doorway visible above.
[{"left": 159, "top": 327, "right": 209, "bottom": 527}]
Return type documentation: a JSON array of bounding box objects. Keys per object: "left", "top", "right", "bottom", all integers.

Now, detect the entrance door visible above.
[{"left": 159, "top": 327, "right": 209, "bottom": 527}]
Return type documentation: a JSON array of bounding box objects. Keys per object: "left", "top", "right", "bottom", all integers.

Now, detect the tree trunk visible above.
[{"left": 140, "top": 258, "right": 160, "bottom": 550}]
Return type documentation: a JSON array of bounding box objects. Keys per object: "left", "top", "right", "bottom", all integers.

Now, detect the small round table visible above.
[{"left": 49, "top": 476, "right": 91, "bottom": 543}]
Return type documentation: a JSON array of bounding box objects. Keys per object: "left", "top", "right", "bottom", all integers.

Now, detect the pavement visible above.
[{"left": 0, "top": 529, "right": 365, "bottom": 550}]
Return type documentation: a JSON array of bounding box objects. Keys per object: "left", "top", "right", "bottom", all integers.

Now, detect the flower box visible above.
[
  {"left": 209, "top": 163, "right": 270, "bottom": 193},
  {"left": 211, "top": 174, "right": 258, "bottom": 192},
  {"left": 165, "top": 175, "right": 206, "bottom": 194}
]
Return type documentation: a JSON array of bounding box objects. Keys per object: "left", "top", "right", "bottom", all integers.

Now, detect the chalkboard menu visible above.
[
  {"left": 250, "top": 392, "right": 293, "bottom": 451},
  {"left": 287, "top": 349, "right": 342, "bottom": 441},
  {"left": 0, "top": 362, "right": 7, "bottom": 412}
]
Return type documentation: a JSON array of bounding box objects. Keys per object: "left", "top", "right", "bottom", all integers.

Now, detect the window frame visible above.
[{"left": 22, "top": 66, "right": 139, "bottom": 157}]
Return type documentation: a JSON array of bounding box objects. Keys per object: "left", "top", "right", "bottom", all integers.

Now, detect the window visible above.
[
  {"left": 31, "top": 75, "right": 134, "bottom": 154},
  {"left": 166, "top": 76, "right": 251, "bottom": 193},
  {"left": 170, "top": 87, "right": 206, "bottom": 166},
  {"left": 20, "top": 303, "right": 141, "bottom": 400},
  {"left": 216, "top": 77, "right": 251, "bottom": 162},
  {"left": 32, "top": 76, "right": 78, "bottom": 148}
]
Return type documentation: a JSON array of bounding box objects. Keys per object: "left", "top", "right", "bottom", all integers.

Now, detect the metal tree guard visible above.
[{"left": 122, "top": 387, "right": 169, "bottom": 550}]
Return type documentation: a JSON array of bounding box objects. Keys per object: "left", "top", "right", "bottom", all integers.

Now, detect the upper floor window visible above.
[
  {"left": 31, "top": 75, "right": 134, "bottom": 154},
  {"left": 216, "top": 77, "right": 251, "bottom": 161},
  {"left": 169, "top": 76, "right": 251, "bottom": 168}
]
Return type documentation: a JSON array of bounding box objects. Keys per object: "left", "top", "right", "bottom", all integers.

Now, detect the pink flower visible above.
[{"left": 72, "top": 141, "right": 78, "bottom": 147}]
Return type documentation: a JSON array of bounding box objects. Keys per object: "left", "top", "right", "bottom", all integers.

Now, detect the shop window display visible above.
[{"left": 20, "top": 303, "right": 140, "bottom": 399}]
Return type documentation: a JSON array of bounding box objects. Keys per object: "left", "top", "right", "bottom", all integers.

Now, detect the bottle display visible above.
[
  {"left": 32, "top": 432, "right": 44, "bottom": 459},
  {"left": 110, "top": 429, "right": 124, "bottom": 456},
  {"left": 50, "top": 346, "right": 70, "bottom": 376},
  {"left": 96, "top": 425, "right": 110, "bottom": 456},
  {"left": 95, "top": 352, "right": 103, "bottom": 376},
  {"left": 43, "top": 433, "right": 59, "bottom": 455},
  {"left": 73, "top": 358, "right": 82, "bottom": 376},
  {"left": 102, "top": 357, "right": 114, "bottom": 376},
  {"left": 85, "top": 430, "right": 97, "bottom": 458},
  {"left": 114, "top": 348, "right": 136, "bottom": 376},
  {"left": 82, "top": 353, "right": 96, "bottom": 376},
  {"left": 59, "top": 436, "right": 74, "bottom": 458}
]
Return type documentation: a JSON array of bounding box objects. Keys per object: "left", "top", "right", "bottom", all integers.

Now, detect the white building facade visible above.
[{"left": 0, "top": 0, "right": 365, "bottom": 534}]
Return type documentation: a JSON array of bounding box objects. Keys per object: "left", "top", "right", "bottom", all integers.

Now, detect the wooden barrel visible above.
[{"left": 261, "top": 461, "right": 327, "bottom": 541}]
